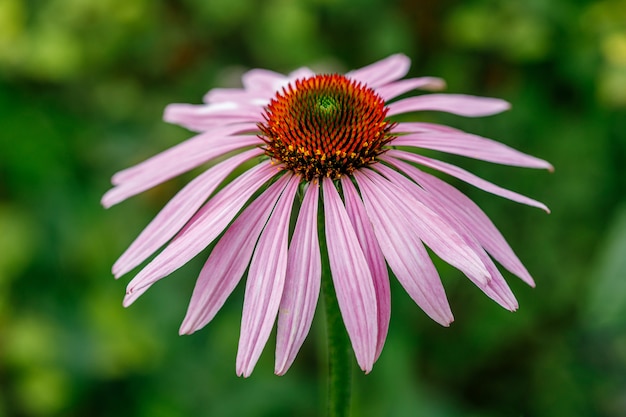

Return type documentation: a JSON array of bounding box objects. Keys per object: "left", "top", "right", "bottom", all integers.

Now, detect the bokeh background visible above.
[{"left": 1, "top": 0, "right": 626, "bottom": 416}]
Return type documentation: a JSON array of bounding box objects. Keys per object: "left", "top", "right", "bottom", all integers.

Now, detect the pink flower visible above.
[{"left": 102, "top": 54, "right": 552, "bottom": 377}]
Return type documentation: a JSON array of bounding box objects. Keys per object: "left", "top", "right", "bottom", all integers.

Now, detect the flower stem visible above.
[{"left": 322, "top": 264, "right": 352, "bottom": 417}]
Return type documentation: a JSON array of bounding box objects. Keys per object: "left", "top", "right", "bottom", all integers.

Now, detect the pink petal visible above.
[
  {"left": 179, "top": 174, "right": 294, "bottom": 335},
  {"left": 113, "top": 149, "right": 263, "bottom": 277},
  {"left": 323, "top": 178, "right": 378, "bottom": 373},
  {"left": 353, "top": 170, "right": 453, "bottom": 325},
  {"left": 103, "top": 128, "right": 262, "bottom": 208},
  {"left": 286, "top": 67, "right": 316, "bottom": 83},
  {"left": 394, "top": 122, "right": 463, "bottom": 134},
  {"left": 202, "top": 68, "right": 315, "bottom": 110},
  {"left": 346, "top": 54, "right": 411, "bottom": 88},
  {"left": 163, "top": 102, "right": 263, "bottom": 132},
  {"left": 242, "top": 67, "right": 315, "bottom": 96},
  {"left": 388, "top": 150, "right": 550, "bottom": 213},
  {"left": 341, "top": 177, "right": 390, "bottom": 360},
  {"left": 275, "top": 183, "right": 321, "bottom": 375},
  {"left": 236, "top": 175, "right": 300, "bottom": 377},
  {"left": 203, "top": 88, "right": 269, "bottom": 107},
  {"left": 376, "top": 77, "right": 446, "bottom": 101},
  {"left": 360, "top": 168, "right": 490, "bottom": 286},
  {"left": 481, "top": 274, "right": 519, "bottom": 309},
  {"left": 388, "top": 94, "right": 511, "bottom": 117},
  {"left": 391, "top": 132, "right": 553, "bottom": 170},
  {"left": 382, "top": 155, "right": 534, "bottom": 286},
  {"left": 109, "top": 124, "right": 258, "bottom": 185},
  {"left": 374, "top": 163, "right": 518, "bottom": 309},
  {"left": 122, "top": 162, "right": 279, "bottom": 306},
  {"left": 242, "top": 68, "right": 291, "bottom": 93}
]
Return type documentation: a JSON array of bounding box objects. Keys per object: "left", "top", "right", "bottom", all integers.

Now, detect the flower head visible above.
[
  {"left": 102, "top": 54, "right": 552, "bottom": 377},
  {"left": 259, "top": 74, "right": 394, "bottom": 180}
]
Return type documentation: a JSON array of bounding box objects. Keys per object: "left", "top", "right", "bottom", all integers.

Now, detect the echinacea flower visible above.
[{"left": 102, "top": 54, "right": 552, "bottom": 377}]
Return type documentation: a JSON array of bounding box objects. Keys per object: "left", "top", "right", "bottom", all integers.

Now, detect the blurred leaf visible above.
[
  {"left": 445, "top": 1, "right": 552, "bottom": 62},
  {"left": 586, "top": 203, "right": 626, "bottom": 329},
  {"left": 4, "top": 315, "right": 60, "bottom": 367},
  {"left": 14, "top": 367, "right": 70, "bottom": 417},
  {"left": 0, "top": 204, "right": 37, "bottom": 285}
]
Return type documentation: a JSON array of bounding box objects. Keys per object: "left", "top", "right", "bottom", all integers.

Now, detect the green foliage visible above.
[{"left": 1, "top": 0, "right": 624, "bottom": 416}]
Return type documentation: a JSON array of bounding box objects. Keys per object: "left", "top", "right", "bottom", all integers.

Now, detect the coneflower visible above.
[{"left": 102, "top": 54, "right": 552, "bottom": 378}]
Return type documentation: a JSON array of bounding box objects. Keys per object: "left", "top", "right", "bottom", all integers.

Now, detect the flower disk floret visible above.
[{"left": 259, "top": 74, "right": 394, "bottom": 180}]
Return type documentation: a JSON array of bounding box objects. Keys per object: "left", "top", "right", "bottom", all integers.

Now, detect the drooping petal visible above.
[
  {"left": 113, "top": 148, "right": 263, "bottom": 277},
  {"left": 353, "top": 170, "right": 453, "bottom": 325},
  {"left": 163, "top": 102, "right": 263, "bottom": 132},
  {"left": 323, "top": 177, "right": 378, "bottom": 373},
  {"left": 122, "top": 162, "right": 279, "bottom": 306},
  {"left": 388, "top": 94, "right": 511, "bottom": 117},
  {"left": 103, "top": 129, "right": 262, "bottom": 207},
  {"left": 391, "top": 132, "right": 553, "bottom": 170},
  {"left": 394, "top": 122, "right": 463, "bottom": 134},
  {"left": 109, "top": 124, "right": 257, "bottom": 185},
  {"left": 275, "top": 183, "right": 321, "bottom": 375},
  {"left": 388, "top": 149, "right": 550, "bottom": 213},
  {"left": 341, "top": 177, "right": 391, "bottom": 360},
  {"left": 236, "top": 175, "right": 300, "bottom": 377},
  {"left": 347, "top": 54, "right": 411, "bottom": 88},
  {"left": 374, "top": 163, "right": 518, "bottom": 310},
  {"left": 382, "top": 155, "right": 535, "bottom": 286},
  {"left": 358, "top": 168, "right": 490, "bottom": 285},
  {"left": 179, "top": 174, "right": 293, "bottom": 335},
  {"left": 376, "top": 77, "right": 446, "bottom": 101}
]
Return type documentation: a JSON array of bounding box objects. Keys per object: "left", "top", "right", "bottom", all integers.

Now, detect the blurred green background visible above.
[{"left": 1, "top": 0, "right": 626, "bottom": 416}]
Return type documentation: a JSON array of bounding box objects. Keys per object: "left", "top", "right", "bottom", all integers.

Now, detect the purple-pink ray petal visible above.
[
  {"left": 242, "top": 68, "right": 292, "bottom": 93},
  {"left": 103, "top": 131, "right": 262, "bottom": 208},
  {"left": 391, "top": 132, "right": 553, "bottom": 170},
  {"left": 113, "top": 149, "right": 262, "bottom": 277},
  {"left": 103, "top": 136, "right": 259, "bottom": 207},
  {"left": 353, "top": 170, "right": 453, "bottom": 325},
  {"left": 341, "top": 177, "right": 391, "bottom": 360},
  {"left": 360, "top": 168, "right": 490, "bottom": 286},
  {"left": 286, "top": 67, "right": 316, "bottom": 83},
  {"left": 241, "top": 67, "right": 315, "bottom": 97},
  {"left": 374, "top": 163, "right": 518, "bottom": 310},
  {"left": 275, "top": 183, "right": 321, "bottom": 375},
  {"left": 179, "top": 174, "right": 293, "bottom": 335},
  {"left": 347, "top": 54, "right": 411, "bottom": 88},
  {"left": 382, "top": 155, "right": 535, "bottom": 286},
  {"left": 202, "top": 68, "right": 315, "bottom": 109},
  {"left": 388, "top": 94, "right": 511, "bottom": 117},
  {"left": 394, "top": 122, "right": 463, "bottom": 134},
  {"left": 323, "top": 178, "right": 378, "bottom": 373},
  {"left": 236, "top": 175, "right": 300, "bottom": 377},
  {"left": 376, "top": 77, "right": 446, "bottom": 101},
  {"left": 122, "top": 162, "right": 279, "bottom": 306},
  {"left": 109, "top": 124, "right": 258, "bottom": 185},
  {"left": 388, "top": 150, "right": 550, "bottom": 213},
  {"left": 203, "top": 88, "right": 269, "bottom": 107},
  {"left": 163, "top": 102, "right": 263, "bottom": 132}
]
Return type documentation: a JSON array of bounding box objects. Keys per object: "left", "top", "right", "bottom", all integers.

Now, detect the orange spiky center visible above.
[{"left": 258, "top": 74, "right": 394, "bottom": 181}]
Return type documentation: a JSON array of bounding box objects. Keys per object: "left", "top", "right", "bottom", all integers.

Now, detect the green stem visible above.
[{"left": 322, "top": 263, "right": 352, "bottom": 417}]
